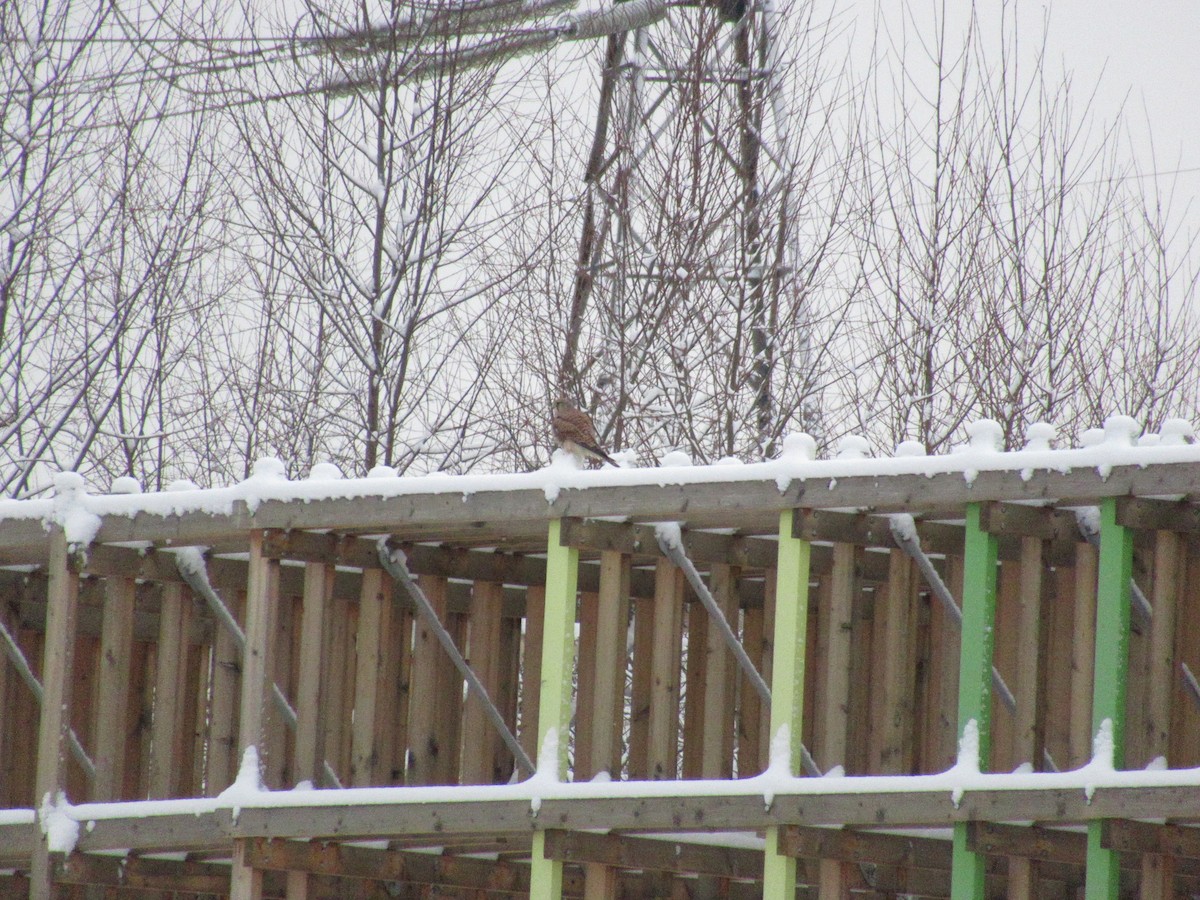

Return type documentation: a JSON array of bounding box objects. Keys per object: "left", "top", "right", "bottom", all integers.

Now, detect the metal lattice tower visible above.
[{"left": 560, "top": 0, "right": 801, "bottom": 456}]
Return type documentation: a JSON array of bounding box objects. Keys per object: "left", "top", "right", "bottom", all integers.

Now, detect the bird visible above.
[{"left": 552, "top": 399, "right": 618, "bottom": 467}]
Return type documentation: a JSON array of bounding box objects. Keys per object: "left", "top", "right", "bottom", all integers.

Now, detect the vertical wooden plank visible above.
[
  {"left": 738, "top": 601, "right": 765, "bottom": 777},
  {"left": 1139, "top": 852, "right": 1174, "bottom": 900},
  {"left": 1070, "top": 542, "right": 1098, "bottom": 768},
  {"left": 352, "top": 569, "right": 391, "bottom": 786},
  {"left": 575, "top": 589, "right": 600, "bottom": 778},
  {"left": 1143, "top": 531, "right": 1178, "bottom": 763},
  {"left": 583, "top": 553, "right": 628, "bottom": 900},
  {"left": 874, "top": 550, "right": 916, "bottom": 774},
  {"left": 323, "top": 595, "right": 354, "bottom": 782},
  {"left": 520, "top": 585, "right": 546, "bottom": 771},
  {"left": 647, "top": 560, "right": 684, "bottom": 780},
  {"left": 701, "top": 563, "right": 739, "bottom": 779},
  {"left": 591, "top": 552, "right": 629, "bottom": 778},
  {"left": 0, "top": 606, "right": 11, "bottom": 807},
  {"left": 207, "top": 588, "right": 241, "bottom": 795},
  {"left": 496, "top": 613, "right": 522, "bottom": 783},
  {"left": 94, "top": 577, "right": 135, "bottom": 801},
  {"left": 231, "top": 531, "right": 274, "bottom": 900},
  {"left": 179, "top": 609, "right": 203, "bottom": 797},
  {"left": 628, "top": 594, "right": 654, "bottom": 780},
  {"left": 1015, "top": 538, "right": 1047, "bottom": 770},
  {"left": 439, "top": 609, "right": 467, "bottom": 784},
  {"left": 1085, "top": 497, "right": 1132, "bottom": 900},
  {"left": 461, "top": 581, "right": 504, "bottom": 784},
  {"left": 845, "top": 580, "right": 874, "bottom": 776},
  {"left": 950, "top": 503, "right": 998, "bottom": 900},
  {"left": 1007, "top": 858, "right": 1035, "bottom": 899},
  {"left": 31, "top": 525, "right": 79, "bottom": 900},
  {"left": 991, "top": 561, "right": 1020, "bottom": 773},
  {"left": 818, "top": 858, "right": 852, "bottom": 899},
  {"left": 267, "top": 587, "right": 295, "bottom": 789},
  {"left": 530, "top": 520, "right": 579, "bottom": 900},
  {"left": 149, "top": 582, "right": 186, "bottom": 798},
  {"left": 758, "top": 571, "right": 776, "bottom": 772},
  {"left": 680, "top": 600, "right": 706, "bottom": 779},
  {"left": 406, "top": 574, "right": 448, "bottom": 786},
  {"left": 294, "top": 563, "right": 331, "bottom": 786},
  {"left": 126, "top": 636, "right": 152, "bottom": 800},
  {"left": 1043, "top": 563, "right": 1076, "bottom": 772},
  {"left": 763, "top": 509, "right": 810, "bottom": 899},
  {"left": 1170, "top": 538, "right": 1200, "bottom": 768},
  {"left": 819, "top": 545, "right": 856, "bottom": 772}
]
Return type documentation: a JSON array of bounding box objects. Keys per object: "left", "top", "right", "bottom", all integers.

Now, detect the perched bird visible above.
[{"left": 552, "top": 399, "right": 618, "bottom": 467}]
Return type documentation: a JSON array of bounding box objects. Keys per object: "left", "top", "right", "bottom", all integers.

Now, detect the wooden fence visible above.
[{"left": 2, "top": 443, "right": 1200, "bottom": 898}]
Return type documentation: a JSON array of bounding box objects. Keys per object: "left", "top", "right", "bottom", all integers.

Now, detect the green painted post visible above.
[
  {"left": 530, "top": 519, "right": 579, "bottom": 898},
  {"left": 1085, "top": 497, "right": 1132, "bottom": 900},
  {"left": 950, "top": 503, "right": 998, "bottom": 900},
  {"left": 763, "top": 508, "right": 811, "bottom": 897}
]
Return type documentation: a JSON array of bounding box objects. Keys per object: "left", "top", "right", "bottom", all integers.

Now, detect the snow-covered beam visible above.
[{"left": 4, "top": 459, "right": 1200, "bottom": 554}]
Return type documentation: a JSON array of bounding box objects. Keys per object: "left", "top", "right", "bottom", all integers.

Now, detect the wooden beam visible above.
[
  {"left": 243, "top": 836, "right": 533, "bottom": 890},
  {"left": 559, "top": 518, "right": 777, "bottom": 568},
  {"left": 54, "top": 851, "right": 242, "bottom": 893},
  {"left": 1114, "top": 497, "right": 1200, "bottom": 533},
  {"left": 816, "top": 545, "right": 856, "bottom": 772},
  {"left": 966, "top": 822, "right": 1087, "bottom": 864},
  {"left": 351, "top": 569, "right": 391, "bottom": 786},
  {"left": 590, "top": 552, "right": 629, "bottom": 778},
  {"left": 542, "top": 830, "right": 761, "bottom": 879},
  {"left": 1100, "top": 819, "right": 1200, "bottom": 859},
  {"left": 1144, "top": 531, "right": 1180, "bottom": 762},
  {"left": 5, "top": 462, "right": 1199, "bottom": 556},
  {"left": 780, "top": 824, "right": 951, "bottom": 867}
]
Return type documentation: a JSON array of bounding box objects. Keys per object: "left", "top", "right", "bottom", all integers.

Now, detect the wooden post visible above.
[
  {"left": 1085, "top": 497, "right": 1132, "bottom": 900},
  {"left": 1070, "top": 542, "right": 1098, "bottom": 767},
  {"left": 94, "top": 576, "right": 135, "bottom": 801},
  {"left": 294, "top": 563, "right": 332, "bottom": 786},
  {"left": 647, "top": 560, "right": 684, "bottom": 780},
  {"left": 591, "top": 552, "right": 629, "bottom": 778},
  {"left": 520, "top": 585, "right": 546, "bottom": 771},
  {"left": 207, "top": 583, "right": 241, "bottom": 795},
  {"left": 150, "top": 582, "right": 187, "bottom": 798},
  {"left": 407, "top": 575, "right": 449, "bottom": 786},
  {"left": 31, "top": 525, "right": 79, "bottom": 900},
  {"left": 351, "top": 569, "right": 391, "bottom": 786},
  {"left": 1144, "top": 531, "right": 1179, "bottom": 762},
  {"left": 461, "top": 581, "right": 504, "bottom": 784},
  {"left": 950, "top": 503, "right": 998, "bottom": 900},
  {"left": 230, "top": 531, "right": 275, "bottom": 900},
  {"left": 701, "top": 563, "right": 739, "bottom": 778},
  {"left": 875, "top": 550, "right": 917, "bottom": 773},
  {"left": 818, "top": 545, "right": 856, "bottom": 772},
  {"left": 763, "top": 509, "right": 811, "bottom": 898},
  {"left": 530, "top": 519, "right": 579, "bottom": 899},
  {"left": 738, "top": 599, "right": 765, "bottom": 776}
]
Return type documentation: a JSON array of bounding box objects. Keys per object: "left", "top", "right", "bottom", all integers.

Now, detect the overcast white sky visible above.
[{"left": 839, "top": 0, "right": 1200, "bottom": 243}]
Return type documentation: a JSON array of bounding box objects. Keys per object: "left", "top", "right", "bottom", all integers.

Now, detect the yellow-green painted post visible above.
[
  {"left": 1085, "top": 497, "right": 1132, "bottom": 900},
  {"left": 951, "top": 503, "right": 998, "bottom": 899},
  {"left": 530, "top": 519, "right": 579, "bottom": 898},
  {"left": 763, "top": 508, "right": 811, "bottom": 897}
]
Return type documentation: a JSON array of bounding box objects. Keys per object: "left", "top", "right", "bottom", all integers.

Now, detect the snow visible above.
[
  {"left": 40, "top": 791, "right": 79, "bottom": 854},
  {"left": 3, "top": 414, "right": 1200, "bottom": 543}
]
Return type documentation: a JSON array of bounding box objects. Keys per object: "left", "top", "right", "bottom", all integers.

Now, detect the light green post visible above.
[
  {"left": 763, "top": 508, "right": 811, "bottom": 897},
  {"left": 1086, "top": 497, "right": 1132, "bottom": 900},
  {"left": 950, "top": 503, "right": 998, "bottom": 899},
  {"left": 530, "top": 519, "right": 579, "bottom": 898}
]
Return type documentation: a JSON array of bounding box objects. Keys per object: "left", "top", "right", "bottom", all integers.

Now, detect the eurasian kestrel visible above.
[{"left": 552, "top": 399, "right": 618, "bottom": 466}]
